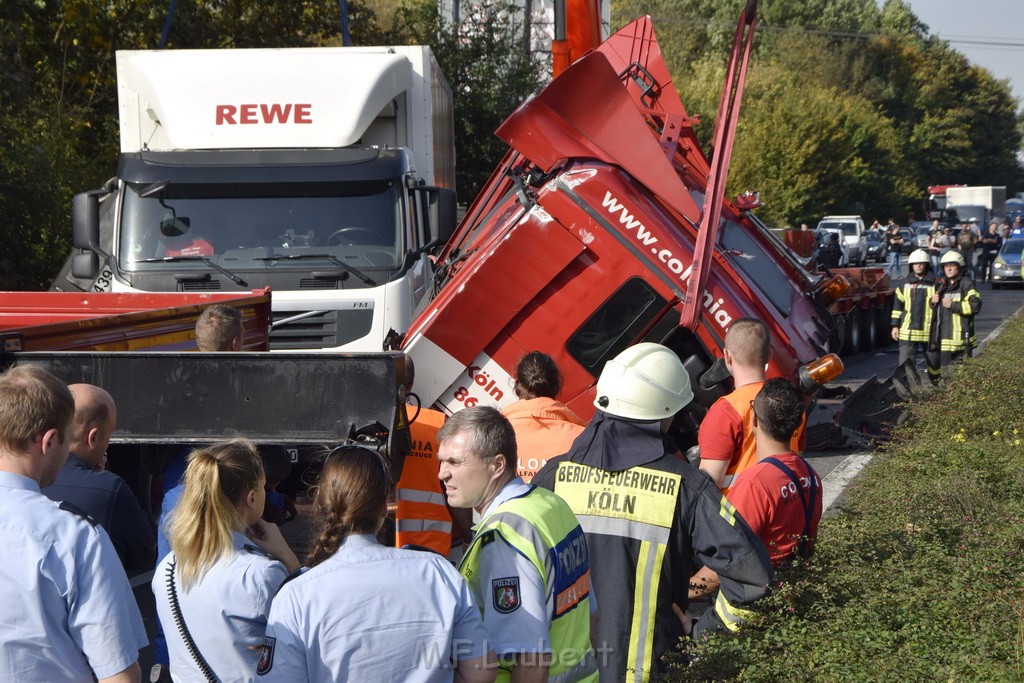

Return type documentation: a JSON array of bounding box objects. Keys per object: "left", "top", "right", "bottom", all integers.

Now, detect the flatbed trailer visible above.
[{"left": 1, "top": 290, "right": 412, "bottom": 511}]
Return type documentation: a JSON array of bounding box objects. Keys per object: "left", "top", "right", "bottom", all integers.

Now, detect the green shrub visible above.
[{"left": 667, "top": 314, "right": 1024, "bottom": 681}]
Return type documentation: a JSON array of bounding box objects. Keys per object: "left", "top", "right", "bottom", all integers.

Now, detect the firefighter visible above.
[
  {"left": 930, "top": 250, "right": 982, "bottom": 379},
  {"left": 438, "top": 407, "right": 598, "bottom": 682},
  {"left": 533, "top": 343, "right": 772, "bottom": 681},
  {"left": 891, "top": 249, "right": 940, "bottom": 384}
]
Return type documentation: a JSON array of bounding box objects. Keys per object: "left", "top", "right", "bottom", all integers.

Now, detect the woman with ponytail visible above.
[
  {"left": 153, "top": 439, "right": 299, "bottom": 682},
  {"left": 260, "top": 445, "right": 495, "bottom": 682}
]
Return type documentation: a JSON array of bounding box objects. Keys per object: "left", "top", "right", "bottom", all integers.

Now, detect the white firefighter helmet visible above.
[
  {"left": 908, "top": 249, "right": 930, "bottom": 265},
  {"left": 594, "top": 343, "right": 693, "bottom": 420},
  {"left": 940, "top": 250, "right": 965, "bottom": 267}
]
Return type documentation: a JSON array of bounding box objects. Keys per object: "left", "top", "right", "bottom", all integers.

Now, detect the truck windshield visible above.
[
  {"left": 719, "top": 218, "right": 794, "bottom": 317},
  {"left": 820, "top": 221, "right": 858, "bottom": 237},
  {"left": 118, "top": 181, "right": 403, "bottom": 272}
]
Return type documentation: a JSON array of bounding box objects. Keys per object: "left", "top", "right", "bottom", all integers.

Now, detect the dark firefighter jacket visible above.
[
  {"left": 931, "top": 273, "right": 982, "bottom": 353},
  {"left": 533, "top": 412, "right": 772, "bottom": 682},
  {"left": 891, "top": 270, "right": 937, "bottom": 343}
]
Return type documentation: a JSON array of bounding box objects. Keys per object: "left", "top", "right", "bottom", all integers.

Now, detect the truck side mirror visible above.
[
  {"left": 414, "top": 186, "right": 457, "bottom": 248},
  {"left": 71, "top": 251, "right": 100, "bottom": 279},
  {"left": 72, "top": 191, "right": 101, "bottom": 251},
  {"left": 434, "top": 188, "right": 457, "bottom": 246}
]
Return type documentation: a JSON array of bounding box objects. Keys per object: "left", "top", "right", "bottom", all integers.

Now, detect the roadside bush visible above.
[{"left": 667, "top": 314, "right": 1024, "bottom": 680}]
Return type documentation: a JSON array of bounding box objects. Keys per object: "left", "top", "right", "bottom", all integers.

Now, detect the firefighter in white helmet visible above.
[
  {"left": 891, "top": 249, "right": 940, "bottom": 384},
  {"left": 533, "top": 343, "right": 772, "bottom": 680},
  {"left": 930, "top": 250, "right": 982, "bottom": 379}
]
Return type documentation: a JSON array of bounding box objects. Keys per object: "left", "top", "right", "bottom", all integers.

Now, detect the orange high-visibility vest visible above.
[
  {"left": 717, "top": 383, "right": 806, "bottom": 495},
  {"left": 395, "top": 407, "right": 452, "bottom": 555}
]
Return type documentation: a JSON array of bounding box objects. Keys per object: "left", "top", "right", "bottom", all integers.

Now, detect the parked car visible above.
[
  {"left": 865, "top": 230, "right": 887, "bottom": 263},
  {"left": 817, "top": 215, "right": 868, "bottom": 266},
  {"left": 912, "top": 223, "right": 934, "bottom": 248},
  {"left": 899, "top": 227, "right": 915, "bottom": 254},
  {"left": 991, "top": 237, "right": 1024, "bottom": 289}
]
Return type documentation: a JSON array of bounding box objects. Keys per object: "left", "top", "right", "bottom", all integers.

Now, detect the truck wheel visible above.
[
  {"left": 860, "top": 306, "right": 876, "bottom": 352},
  {"left": 844, "top": 310, "right": 861, "bottom": 355},
  {"left": 875, "top": 304, "right": 891, "bottom": 348}
]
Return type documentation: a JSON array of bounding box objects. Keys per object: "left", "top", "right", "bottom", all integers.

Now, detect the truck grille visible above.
[{"left": 269, "top": 308, "right": 374, "bottom": 350}]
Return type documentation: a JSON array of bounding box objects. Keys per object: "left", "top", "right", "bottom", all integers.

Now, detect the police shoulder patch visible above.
[
  {"left": 256, "top": 636, "right": 275, "bottom": 675},
  {"left": 492, "top": 576, "right": 521, "bottom": 614}
]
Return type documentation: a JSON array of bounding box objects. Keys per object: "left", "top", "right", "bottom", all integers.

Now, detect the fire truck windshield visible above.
[{"left": 118, "top": 180, "right": 403, "bottom": 273}]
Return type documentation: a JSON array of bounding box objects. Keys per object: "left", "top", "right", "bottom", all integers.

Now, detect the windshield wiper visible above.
[
  {"left": 132, "top": 256, "right": 247, "bottom": 286},
  {"left": 255, "top": 254, "right": 376, "bottom": 286}
]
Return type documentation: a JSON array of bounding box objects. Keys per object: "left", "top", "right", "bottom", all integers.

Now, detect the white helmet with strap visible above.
[
  {"left": 908, "top": 249, "right": 930, "bottom": 265},
  {"left": 594, "top": 343, "right": 693, "bottom": 420}
]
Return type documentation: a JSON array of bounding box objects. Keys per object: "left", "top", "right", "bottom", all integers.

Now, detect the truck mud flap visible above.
[
  {"left": 2, "top": 350, "right": 410, "bottom": 477},
  {"left": 834, "top": 359, "right": 932, "bottom": 439}
]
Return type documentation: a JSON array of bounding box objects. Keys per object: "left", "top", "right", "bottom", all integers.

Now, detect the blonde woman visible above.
[
  {"left": 153, "top": 439, "right": 299, "bottom": 682},
  {"left": 260, "top": 446, "right": 495, "bottom": 682}
]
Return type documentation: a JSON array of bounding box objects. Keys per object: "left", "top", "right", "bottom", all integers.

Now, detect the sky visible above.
[{"left": 901, "top": 0, "right": 1024, "bottom": 104}]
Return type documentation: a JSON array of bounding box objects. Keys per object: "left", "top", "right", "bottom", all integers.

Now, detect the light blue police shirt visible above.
[
  {"left": 260, "top": 534, "right": 490, "bottom": 682},
  {"left": 153, "top": 530, "right": 288, "bottom": 682},
  {"left": 0, "top": 471, "right": 147, "bottom": 680}
]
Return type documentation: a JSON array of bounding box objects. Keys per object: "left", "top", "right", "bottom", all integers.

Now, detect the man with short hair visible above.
[
  {"left": 727, "top": 379, "right": 822, "bottom": 565},
  {"left": 438, "top": 406, "right": 598, "bottom": 682},
  {"left": 0, "top": 365, "right": 146, "bottom": 682},
  {"left": 689, "top": 379, "right": 822, "bottom": 601},
  {"left": 698, "top": 318, "right": 805, "bottom": 495},
  {"left": 977, "top": 222, "right": 1003, "bottom": 282},
  {"left": 195, "top": 304, "right": 244, "bottom": 351},
  {"left": 43, "top": 384, "right": 156, "bottom": 575},
  {"left": 533, "top": 343, "right": 772, "bottom": 679}
]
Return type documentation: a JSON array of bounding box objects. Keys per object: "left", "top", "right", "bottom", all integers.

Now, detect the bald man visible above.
[{"left": 43, "top": 384, "right": 156, "bottom": 575}]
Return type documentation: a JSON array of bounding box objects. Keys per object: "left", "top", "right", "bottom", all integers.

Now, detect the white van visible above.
[{"left": 817, "top": 215, "right": 868, "bottom": 266}]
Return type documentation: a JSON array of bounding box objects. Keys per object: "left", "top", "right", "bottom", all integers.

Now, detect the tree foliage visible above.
[
  {"left": 613, "top": 0, "right": 1023, "bottom": 227},
  {"left": 0, "top": 0, "right": 1020, "bottom": 287}
]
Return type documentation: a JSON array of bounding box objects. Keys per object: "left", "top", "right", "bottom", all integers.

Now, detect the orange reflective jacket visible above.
[{"left": 395, "top": 407, "right": 452, "bottom": 555}]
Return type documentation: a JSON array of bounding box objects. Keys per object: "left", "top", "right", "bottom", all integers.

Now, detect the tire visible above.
[
  {"left": 876, "top": 303, "right": 892, "bottom": 347},
  {"left": 843, "top": 310, "right": 861, "bottom": 356},
  {"left": 860, "top": 305, "right": 876, "bottom": 352}
]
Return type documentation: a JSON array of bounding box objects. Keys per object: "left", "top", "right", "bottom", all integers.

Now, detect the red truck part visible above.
[
  {"left": 1, "top": 290, "right": 271, "bottom": 352},
  {"left": 402, "top": 8, "right": 841, "bottom": 444}
]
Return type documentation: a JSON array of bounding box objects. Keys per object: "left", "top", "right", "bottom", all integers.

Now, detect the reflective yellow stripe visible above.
[
  {"left": 714, "top": 591, "right": 757, "bottom": 632},
  {"left": 719, "top": 496, "right": 737, "bottom": 526},
  {"left": 626, "top": 540, "right": 664, "bottom": 683}
]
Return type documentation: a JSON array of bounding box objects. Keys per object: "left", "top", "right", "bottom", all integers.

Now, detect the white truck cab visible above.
[
  {"left": 64, "top": 47, "right": 456, "bottom": 352},
  {"left": 817, "top": 215, "right": 867, "bottom": 266}
]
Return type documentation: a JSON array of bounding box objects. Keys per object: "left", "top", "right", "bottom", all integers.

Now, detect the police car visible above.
[{"left": 991, "top": 237, "right": 1024, "bottom": 289}]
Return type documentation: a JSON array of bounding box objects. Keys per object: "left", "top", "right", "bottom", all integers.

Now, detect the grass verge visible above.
[{"left": 667, "top": 313, "right": 1024, "bottom": 681}]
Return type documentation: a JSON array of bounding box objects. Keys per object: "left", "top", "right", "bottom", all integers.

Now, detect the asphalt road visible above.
[{"left": 804, "top": 279, "right": 1024, "bottom": 510}]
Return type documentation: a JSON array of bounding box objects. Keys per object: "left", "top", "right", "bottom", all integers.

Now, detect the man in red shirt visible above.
[
  {"left": 689, "top": 378, "right": 822, "bottom": 601},
  {"left": 697, "top": 318, "right": 804, "bottom": 495},
  {"left": 728, "top": 378, "right": 822, "bottom": 566}
]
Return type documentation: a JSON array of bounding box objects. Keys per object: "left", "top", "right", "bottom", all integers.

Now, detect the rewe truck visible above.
[
  {"left": 63, "top": 46, "right": 457, "bottom": 352},
  {"left": 401, "top": 6, "right": 846, "bottom": 452}
]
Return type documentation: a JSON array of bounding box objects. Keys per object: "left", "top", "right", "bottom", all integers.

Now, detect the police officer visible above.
[
  {"left": 0, "top": 365, "right": 147, "bottom": 682},
  {"left": 438, "top": 407, "right": 598, "bottom": 682},
  {"left": 261, "top": 446, "right": 495, "bottom": 682},
  {"left": 891, "top": 249, "right": 940, "bottom": 384},
  {"left": 153, "top": 439, "right": 299, "bottom": 682},
  {"left": 931, "top": 251, "right": 982, "bottom": 378},
  {"left": 533, "top": 343, "right": 773, "bottom": 681}
]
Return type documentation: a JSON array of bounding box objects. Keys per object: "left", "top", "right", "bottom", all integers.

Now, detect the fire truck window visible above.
[
  {"left": 567, "top": 277, "right": 668, "bottom": 377},
  {"left": 719, "top": 219, "right": 794, "bottom": 316}
]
